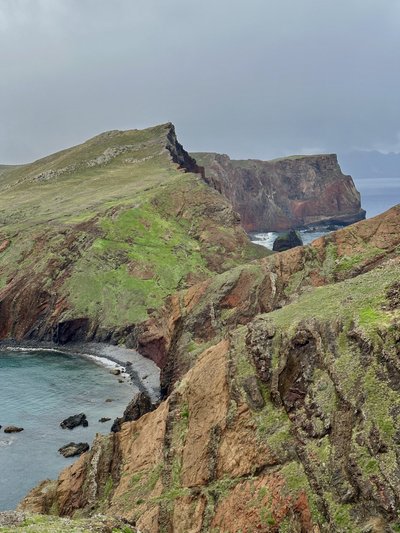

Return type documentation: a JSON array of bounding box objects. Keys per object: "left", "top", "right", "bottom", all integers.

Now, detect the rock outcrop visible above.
[
  {"left": 111, "top": 391, "right": 155, "bottom": 433},
  {"left": 272, "top": 229, "right": 303, "bottom": 252},
  {"left": 136, "top": 205, "right": 400, "bottom": 393},
  {"left": 20, "top": 205, "right": 400, "bottom": 532},
  {"left": 193, "top": 152, "right": 366, "bottom": 232},
  {"left": 58, "top": 442, "right": 90, "bottom": 458}
]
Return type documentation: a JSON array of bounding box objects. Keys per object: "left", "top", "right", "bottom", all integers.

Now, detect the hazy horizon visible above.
[{"left": 1, "top": 0, "right": 400, "bottom": 164}]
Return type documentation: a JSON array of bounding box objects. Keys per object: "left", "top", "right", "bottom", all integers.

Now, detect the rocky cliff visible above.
[
  {"left": 193, "top": 152, "right": 366, "bottom": 232},
  {"left": 19, "top": 205, "right": 400, "bottom": 532},
  {"left": 0, "top": 123, "right": 266, "bottom": 346}
]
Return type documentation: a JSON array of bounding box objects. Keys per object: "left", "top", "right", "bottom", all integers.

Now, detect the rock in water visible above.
[
  {"left": 58, "top": 442, "right": 89, "bottom": 458},
  {"left": 272, "top": 230, "right": 303, "bottom": 252},
  {"left": 111, "top": 391, "right": 154, "bottom": 433},
  {"left": 99, "top": 417, "right": 111, "bottom": 423},
  {"left": 60, "top": 413, "right": 88, "bottom": 430},
  {"left": 3, "top": 426, "right": 24, "bottom": 433}
]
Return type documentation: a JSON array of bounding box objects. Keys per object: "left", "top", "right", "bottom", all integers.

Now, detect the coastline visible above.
[{"left": 0, "top": 339, "right": 160, "bottom": 402}]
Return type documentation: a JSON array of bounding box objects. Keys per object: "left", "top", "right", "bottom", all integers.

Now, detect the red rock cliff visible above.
[{"left": 193, "top": 152, "right": 366, "bottom": 232}]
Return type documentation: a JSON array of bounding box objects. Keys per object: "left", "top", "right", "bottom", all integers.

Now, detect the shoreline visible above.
[{"left": 0, "top": 339, "right": 160, "bottom": 402}]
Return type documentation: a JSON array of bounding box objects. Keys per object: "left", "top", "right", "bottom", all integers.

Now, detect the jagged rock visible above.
[
  {"left": 242, "top": 376, "right": 265, "bottom": 410},
  {"left": 0, "top": 123, "right": 264, "bottom": 344},
  {"left": 194, "top": 151, "right": 365, "bottom": 231},
  {"left": 58, "top": 442, "right": 89, "bottom": 458},
  {"left": 60, "top": 413, "right": 88, "bottom": 430},
  {"left": 272, "top": 230, "right": 303, "bottom": 252},
  {"left": 4, "top": 426, "right": 23, "bottom": 433},
  {"left": 111, "top": 391, "right": 154, "bottom": 433}
]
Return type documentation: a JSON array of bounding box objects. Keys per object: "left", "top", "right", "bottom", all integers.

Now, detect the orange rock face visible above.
[{"left": 19, "top": 205, "right": 400, "bottom": 532}]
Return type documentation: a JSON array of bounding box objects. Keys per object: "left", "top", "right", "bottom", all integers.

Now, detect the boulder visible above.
[
  {"left": 60, "top": 413, "right": 88, "bottom": 430},
  {"left": 4, "top": 426, "right": 24, "bottom": 433},
  {"left": 58, "top": 442, "right": 89, "bottom": 458},
  {"left": 272, "top": 230, "right": 303, "bottom": 252}
]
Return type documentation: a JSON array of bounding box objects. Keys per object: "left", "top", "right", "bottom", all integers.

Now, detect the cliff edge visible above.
[
  {"left": 0, "top": 123, "right": 267, "bottom": 345},
  {"left": 19, "top": 205, "right": 400, "bottom": 532},
  {"left": 193, "top": 152, "right": 366, "bottom": 232}
]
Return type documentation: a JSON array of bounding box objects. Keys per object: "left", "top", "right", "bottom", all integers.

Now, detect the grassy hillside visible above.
[
  {"left": 21, "top": 255, "right": 400, "bottom": 532},
  {"left": 0, "top": 123, "right": 267, "bottom": 339}
]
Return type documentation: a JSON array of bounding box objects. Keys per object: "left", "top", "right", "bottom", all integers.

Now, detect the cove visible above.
[{"left": 0, "top": 348, "right": 139, "bottom": 510}]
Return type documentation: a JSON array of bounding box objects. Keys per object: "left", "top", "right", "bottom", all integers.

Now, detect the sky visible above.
[{"left": 1, "top": 0, "right": 400, "bottom": 163}]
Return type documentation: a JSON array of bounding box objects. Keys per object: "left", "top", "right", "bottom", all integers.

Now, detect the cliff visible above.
[
  {"left": 193, "top": 152, "right": 366, "bottom": 232},
  {"left": 19, "top": 205, "right": 400, "bottom": 532},
  {"left": 0, "top": 123, "right": 267, "bottom": 345}
]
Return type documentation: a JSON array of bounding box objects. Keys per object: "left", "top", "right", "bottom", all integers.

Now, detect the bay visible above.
[{"left": 0, "top": 349, "right": 135, "bottom": 511}]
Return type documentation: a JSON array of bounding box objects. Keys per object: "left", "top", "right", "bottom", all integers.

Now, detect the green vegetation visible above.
[
  {"left": 269, "top": 264, "right": 400, "bottom": 334},
  {"left": 0, "top": 123, "right": 267, "bottom": 330}
]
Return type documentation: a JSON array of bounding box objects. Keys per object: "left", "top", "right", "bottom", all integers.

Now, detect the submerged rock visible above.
[
  {"left": 99, "top": 417, "right": 111, "bottom": 423},
  {"left": 60, "top": 413, "right": 88, "bottom": 430},
  {"left": 272, "top": 230, "right": 303, "bottom": 252},
  {"left": 4, "top": 426, "right": 24, "bottom": 433},
  {"left": 58, "top": 442, "right": 89, "bottom": 458}
]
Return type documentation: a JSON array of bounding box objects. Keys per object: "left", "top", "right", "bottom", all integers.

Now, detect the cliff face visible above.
[
  {"left": 193, "top": 152, "right": 366, "bottom": 232},
  {"left": 20, "top": 206, "right": 400, "bottom": 532},
  {"left": 0, "top": 123, "right": 267, "bottom": 345}
]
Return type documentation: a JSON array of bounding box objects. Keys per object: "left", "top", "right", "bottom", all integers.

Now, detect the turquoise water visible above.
[{"left": 0, "top": 349, "right": 134, "bottom": 511}]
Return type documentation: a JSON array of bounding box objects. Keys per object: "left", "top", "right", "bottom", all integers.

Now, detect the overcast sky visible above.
[{"left": 1, "top": 0, "right": 400, "bottom": 163}]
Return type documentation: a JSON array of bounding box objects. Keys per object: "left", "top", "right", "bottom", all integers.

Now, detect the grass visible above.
[
  {"left": 0, "top": 124, "right": 177, "bottom": 232},
  {"left": 0, "top": 123, "right": 267, "bottom": 330},
  {"left": 268, "top": 263, "right": 400, "bottom": 334}
]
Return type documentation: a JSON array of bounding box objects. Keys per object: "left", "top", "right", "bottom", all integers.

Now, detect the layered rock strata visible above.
[
  {"left": 20, "top": 205, "right": 400, "bottom": 532},
  {"left": 193, "top": 152, "right": 366, "bottom": 231}
]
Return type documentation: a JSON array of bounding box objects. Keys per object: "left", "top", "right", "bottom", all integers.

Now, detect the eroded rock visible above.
[
  {"left": 111, "top": 391, "right": 154, "bottom": 433},
  {"left": 58, "top": 442, "right": 89, "bottom": 458},
  {"left": 60, "top": 413, "right": 88, "bottom": 430},
  {"left": 273, "top": 229, "right": 303, "bottom": 252}
]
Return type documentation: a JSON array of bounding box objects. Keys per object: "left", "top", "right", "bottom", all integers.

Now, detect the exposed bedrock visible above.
[
  {"left": 193, "top": 152, "right": 366, "bottom": 232},
  {"left": 20, "top": 279, "right": 400, "bottom": 530},
  {"left": 135, "top": 205, "right": 400, "bottom": 394}
]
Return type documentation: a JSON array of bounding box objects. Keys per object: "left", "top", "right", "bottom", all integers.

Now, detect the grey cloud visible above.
[{"left": 0, "top": 0, "right": 399, "bottom": 162}]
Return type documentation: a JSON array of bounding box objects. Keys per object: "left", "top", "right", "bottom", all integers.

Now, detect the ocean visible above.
[
  {"left": 0, "top": 349, "right": 135, "bottom": 511},
  {"left": 251, "top": 177, "right": 400, "bottom": 249}
]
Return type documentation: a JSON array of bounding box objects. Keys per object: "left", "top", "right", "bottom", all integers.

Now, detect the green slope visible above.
[{"left": 0, "top": 123, "right": 267, "bottom": 339}]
